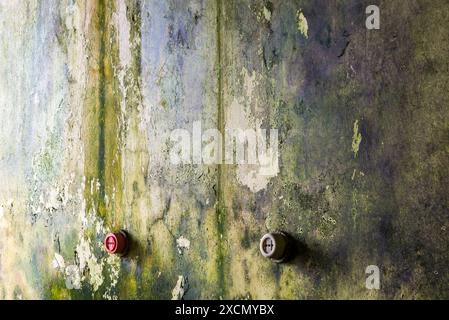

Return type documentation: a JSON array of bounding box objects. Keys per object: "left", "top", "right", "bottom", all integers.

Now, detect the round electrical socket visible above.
[{"left": 259, "top": 232, "right": 289, "bottom": 263}]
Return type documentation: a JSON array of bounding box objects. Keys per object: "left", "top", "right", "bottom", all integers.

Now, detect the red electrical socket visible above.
[{"left": 104, "top": 231, "right": 129, "bottom": 256}]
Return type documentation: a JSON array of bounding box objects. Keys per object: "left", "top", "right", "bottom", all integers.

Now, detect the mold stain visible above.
[
  {"left": 296, "top": 9, "right": 308, "bottom": 39},
  {"left": 352, "top": 120, "right": 362, "bottom": 158},
  {"left": 83, "top": 0, "right": 123, "bottom": 226}
]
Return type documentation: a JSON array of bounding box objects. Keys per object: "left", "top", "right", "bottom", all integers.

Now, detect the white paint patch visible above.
[
  {"left": 52, "top": 253, "right": 65, "bottom": 270},
  {"left": 171, "top": 275, "right": 188, "bottom": 300},
  {"left": 176, "top": 236, "right": 190, "bottom": 254}
]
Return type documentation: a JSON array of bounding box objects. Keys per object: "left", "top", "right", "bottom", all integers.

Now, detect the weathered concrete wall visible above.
[{"left": 0, "top": 0, "right": 448, "bottom": 299}]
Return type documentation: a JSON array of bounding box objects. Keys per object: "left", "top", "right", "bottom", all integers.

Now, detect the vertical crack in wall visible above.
[{"left": 215, "top": 0, "right": 227, "bottom": 298}]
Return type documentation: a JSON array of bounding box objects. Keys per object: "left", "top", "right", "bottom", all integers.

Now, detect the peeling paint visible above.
[
  {"left": 263, "top": 6, "right": 271, "bottom": 22},
  {"left": 296, "top": 9, "right": 308, "bottom": 39},
  {"left": 52, "top": 253, "right": 65, "bottom": 270},
  {"left": 65, "top": 265, "right": 82, "bottom": 290},
  {"left": 176, "top": 236, "right": 191, "bottom": 254},
  {"left": 171, "top": 275, "right": 188, "bottom": 300}
]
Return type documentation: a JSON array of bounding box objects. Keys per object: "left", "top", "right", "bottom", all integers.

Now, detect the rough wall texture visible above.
[{"left": 0, "top": 0, "right": 448, "bottom": 299}]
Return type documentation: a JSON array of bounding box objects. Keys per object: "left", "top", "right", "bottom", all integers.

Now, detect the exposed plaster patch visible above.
[
  {"left": 171, "top": 275, "right": 188, "bottom": 300},
  {"left": 176, "top": 236, "right": 190, "bottom": 254},
  {"left": 65, "top": 265, "right": 81, "bottom": 290},
  {"left": 52, "top": 253, "right": 65, "bottom": 270},
  {"left": 236, "top": 165, "right": 277, "bottom": 193},
  {"left": 296, "top": 10, "right": 308, "bottom": 39},
  {"left": 76, "top": 236, "right": 104, "bottom": 291},
  {"left": 31, "top": 178, "right": 75, "bottom": 219},
  {"left": 39, "top": 181, "right": 121, "bottom": 298},
  {"left": 44, "top": 187, "right": 61, "bottom": 211},
  {"left": 57, "top": 212, "right": 120, "bottom": 296},
  {"left": 227, "top": 97, "right": 279, "bottom": 193}
]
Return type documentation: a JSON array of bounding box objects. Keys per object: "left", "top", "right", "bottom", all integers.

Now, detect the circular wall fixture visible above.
[
  {"left": 104, "top": 230, "right": 129, "bottom": 256},
  {"left": 260, "top": 232, "right": 289, "bottom": 263}
]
